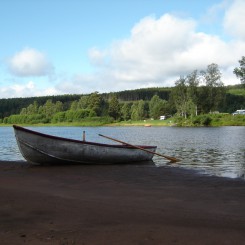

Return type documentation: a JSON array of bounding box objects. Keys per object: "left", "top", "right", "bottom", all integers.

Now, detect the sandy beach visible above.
[{"left": 0, "top": 161, "right": 244, "bottom": 245}]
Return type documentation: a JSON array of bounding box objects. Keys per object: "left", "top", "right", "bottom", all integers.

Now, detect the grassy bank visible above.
[
  {"left": 108, "top": 119, "right": 173, "bottom": 126},
  {"left": 111, "top": 114, "right": 245, "bottom": 127},
  {"left": 1, "top": 114, "right": 245, "bottom": 127},
  {"left": 209, "top": 114, "right": 245, "bottom": 126},
  {"left": 166, "top": 114, "right": 245, "bottom": 127}
]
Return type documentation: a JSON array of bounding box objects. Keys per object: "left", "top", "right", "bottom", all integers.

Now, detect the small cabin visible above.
[{"left": 160, "top": 115, "right": 166, "bottom": 120}]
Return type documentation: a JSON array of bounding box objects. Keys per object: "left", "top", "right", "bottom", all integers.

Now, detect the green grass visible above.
[
  {"left": 227, "top": 88, "right": 245, "bottom": 96},
  {"left": 108, "top": 118, "right": 174, "bottom": 126},
  {"left": 2, "top": 114, "right": 245, "bottom": 127},
  {"left": 209, "top": 114, "right": 245, "bottom": 126}
]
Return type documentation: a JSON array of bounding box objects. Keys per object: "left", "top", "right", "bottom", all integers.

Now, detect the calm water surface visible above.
[{"left": 0, "top": 126, "right": 244, "bottom": 179}]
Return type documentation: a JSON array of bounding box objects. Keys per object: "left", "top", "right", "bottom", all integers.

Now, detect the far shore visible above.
[
  {"left": 1, "top": 117, "right": 245, "bottom": 127},
  {"left": 0, "top": 160, "right": 245, "bottom": 244}
]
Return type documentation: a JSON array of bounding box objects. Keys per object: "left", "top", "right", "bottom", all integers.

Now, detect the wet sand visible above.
[{"left": 0, "top": 161, "right": 245, "bottom": 245}]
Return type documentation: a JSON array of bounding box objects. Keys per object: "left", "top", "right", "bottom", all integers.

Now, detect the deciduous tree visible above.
[
  {"left": 149, "top": 95, "right": 168, "bottom": 119},
  {"left": 108, "top": 95, "right": 121, "bottom": 120},
  {"left": 233, "top": 56, "right": 245, "bottom": 86},
  {"left": 200, "top": 63, "right": 225, "bottom": 113}
]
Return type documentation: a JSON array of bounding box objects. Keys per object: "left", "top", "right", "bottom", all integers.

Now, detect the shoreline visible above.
[
  {"left": 1, "top": 160, "right": 245, "bottom": 244},
  {"left": 1, "top": 123, "right": 245, "bottom": 127}
]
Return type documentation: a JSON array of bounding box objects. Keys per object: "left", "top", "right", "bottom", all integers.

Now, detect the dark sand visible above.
[{"left": 0, "top": 161, "right": 245, "bottom": 245}]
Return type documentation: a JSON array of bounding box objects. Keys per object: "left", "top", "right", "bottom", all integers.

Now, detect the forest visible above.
[{"left": 1, "top": 63, "right": 245, "bottom": 126}]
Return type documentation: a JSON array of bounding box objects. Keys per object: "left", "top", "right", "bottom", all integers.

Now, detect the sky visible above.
[{"left": 0, "top": 0, "right": 245, "bottom": 98}]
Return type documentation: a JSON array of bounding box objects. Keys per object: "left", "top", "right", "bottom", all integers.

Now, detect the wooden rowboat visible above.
[{"left": 13, "top": 125, "right": 157, "bottom": 165}]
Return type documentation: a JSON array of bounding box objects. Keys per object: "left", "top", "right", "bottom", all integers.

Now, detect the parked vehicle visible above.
[{"left": 232, "top": 109, "right": 245, "bottom": 115}]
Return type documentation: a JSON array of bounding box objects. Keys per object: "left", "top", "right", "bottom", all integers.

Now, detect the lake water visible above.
[{"left": 1, "top": 126, "right": 244, "bottom": 179}]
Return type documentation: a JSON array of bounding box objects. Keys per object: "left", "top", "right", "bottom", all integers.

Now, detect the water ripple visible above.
[{"left": 1, "top": 126, "right": 244, "bottom": 179}]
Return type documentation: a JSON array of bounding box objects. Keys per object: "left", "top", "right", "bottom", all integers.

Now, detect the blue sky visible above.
[{"left": 0, "top": 0, "right": 245, "bottom": 98}]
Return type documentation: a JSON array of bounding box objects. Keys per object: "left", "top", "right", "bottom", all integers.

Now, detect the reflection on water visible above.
[
  {"left": 0, "top": 127, "right": 23, "bottom": 161},
  {"left": 152, "top": 127, "right": 245, "bottom": 179},
  {"left": 1, "top": 126, "right": 244, "bottom": 179}
]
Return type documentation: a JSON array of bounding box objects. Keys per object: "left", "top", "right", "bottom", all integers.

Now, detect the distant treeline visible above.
[
  {"left": 1, "top": 85, "right": 244, "bottom": 124},
  {"left": 0, "top": 94, "right": 81, "bottom": 119},
  {"left": 1, "top": 84, "right": 244, "bottom": 125},
  {"left": 1, "top": 63, "right": 245, "bottom": 125},
  {"left": 0, "top": 88, "right": 171, "bottom": 119}
]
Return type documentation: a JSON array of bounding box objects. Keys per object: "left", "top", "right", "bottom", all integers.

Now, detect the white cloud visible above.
[
  {"left": 85, "top": 14, "right": 198, "bottom": 88},
  {"left": 201, "top": 0, "right": 228, "bottom": 25},
  {"left": 2, "top": 1, "right": 245, "bottom": 98},
  {"left": 7, "top": 48, "right": 54, "bottom": 77},
  {"left": 0, "top": 81, "right": 59, "bottom": 98},
  {"left": 223, "top": 0, "right": 245, "bottom": 40},
  {"left": 0, "top": 81, "right": 35, "bottom": 98},
  {"left": 56, "top": 74, "right": 96, "bottom": 94},
  {"left": 88, "top": 47, "right": 107, "bottom": 66},
  {"left": 82, "top": 11, "right": 245, "bottom": 92}
]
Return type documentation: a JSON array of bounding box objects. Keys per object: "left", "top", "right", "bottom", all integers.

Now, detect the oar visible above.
[{"left": 98, "top": 134, "right": 180, "bottom": 163}]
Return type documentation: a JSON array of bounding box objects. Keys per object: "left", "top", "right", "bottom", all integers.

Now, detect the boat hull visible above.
[{"left": 13, "top": 125, "right": 157, "bottom": 165}]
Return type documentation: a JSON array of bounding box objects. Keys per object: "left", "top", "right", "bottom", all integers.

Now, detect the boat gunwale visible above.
[{"left": 13, "top": 125, "right": 156, "bottom": 150}]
